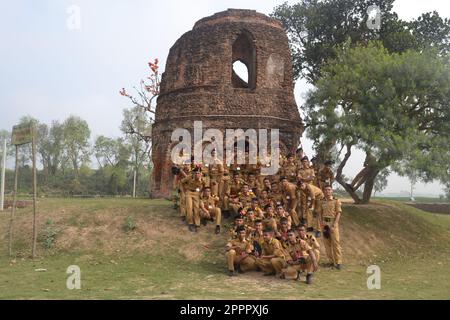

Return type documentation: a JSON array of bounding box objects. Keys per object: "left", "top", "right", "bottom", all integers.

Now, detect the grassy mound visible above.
[{"left": 0, "top": 198, "right": 449, "bottom": 299}]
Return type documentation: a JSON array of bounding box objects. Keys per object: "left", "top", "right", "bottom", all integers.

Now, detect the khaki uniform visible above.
[
  {"left": 181, "top": 176, "right": 206, "bottom": 227},
  {"left": 208, "top": 160, "right": 224, "bottom": 196},
  {"left": 303, "top": 234, "right": 320, "bottom": 262},
  {"left": 299, "top": 184, "right": 324, "bottom": 230},
  {"left": 281, "top": 162, "right": 298, "bottom": 183},
  {"left": 298, "top": 166, "right": 315, "bottom": 184},
  {"left": 226, "top": 179, "right": 246, "bottom": 213},
  {"left": 249, "top": 205, "right": 265, "bottom": 219},
  {"left": 282, "top": 182, "right": 301, "bottom": 226},
  {"left": 248, "top": 230, "right": 264, "bottom": 257},
  {"left": 281, "top": 239, "right": 315, "bottom": 279},
  {"left": 247, "top": 178, "right": 261, "bottom": 197},
  {"left": 317, "top": 166, "right": 334, "bottom": 190},
  {"left": 200, "top": 195, "right": 222, "bottom": 227},
  {"left": 225, "top": 238, "right": 257, "bottom": 272},
  {"left": 255, "top": 238, "right": 287, "bottom": 274},
  {"left": 270, "top": 191, "right": 284, "bottom": 207},
  {"left": 219, "top": 170, "right": 230, "bottom": 210},
  {"left": 201, "top": 165, "right": 210, "bottom": 188},
  {"left": 317, "top": 197, "right": 342, "bottom": 265}
]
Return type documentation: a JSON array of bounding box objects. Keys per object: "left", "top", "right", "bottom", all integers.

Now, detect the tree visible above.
[
  {"left": 94, "top": 136, "right": 132, "bottom": 195},
  {"left": 62, "top": 116, "right": 91, "bottom": 178},
  {"left": 305, "top": 42, "right": 450, "bottom": 203},
  {"left": 120, "top": 106, "right": 152, "bottom": 192},
  {"left": 120, "top": 58, "right": 160, "bottom": 196},
  {"left": 271, "top": 0, "right": 450, "bottom": 83},
  {"left": 373, "top": 168, "right": 389, "bottom": 197},
  {"left": 120, "top": 58, "right": 160, "bottom": 142}
]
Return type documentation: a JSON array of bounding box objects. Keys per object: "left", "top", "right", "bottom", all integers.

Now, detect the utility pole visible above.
[
  {"left": 0, "top": 138, "right": 6, "bottom": 211},
  {"left": 133, "top": 169, "right": 137, "bottom": 198}
]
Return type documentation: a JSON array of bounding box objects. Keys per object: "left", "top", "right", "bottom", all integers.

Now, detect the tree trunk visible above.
[
  {"left": 361, "top": 168, "right": 379, "bottom": 204},
  {"left": 336, "top": 178, "right": 362, "bottom": 203}
]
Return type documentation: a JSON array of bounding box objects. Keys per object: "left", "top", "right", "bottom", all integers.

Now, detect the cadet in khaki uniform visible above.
[
  {"left": 228, "top": 213, "right": 247, "bottom": 240},
  {"left": 262, "top": 204, "right": 278, "bottom": 231},
  {"left": 281, "top": 230, "right": 318, "bottom": 284},
  {"left": 199, "top": 186, "right": 222, "bottom": 234},
  {"left": 281, "top": 177, "right": 301, "bottom": 227},
  {"left": 219, "top": 167, "right": 230, "bottom": 212},
  {"left": 317, "top": 185, "right": 343, "bottom": 269},
  {"left": 235, "top": 184, "right": 255, "bottom": 209},
  {"left": 259, "top": 189, "right": 274, "bottom": 210},
  {"left": 180, "top": 167, "right": 205, "bottom": 232},
  {"left": 208, "top": 149, "right": 224, "bottom": 196},
  {"left": 225, "top": 226, "right": 257, "bottom": 276},
  {"left": 297, "top": 156, "right": 316, "bottom": 185},
  {"left": 177, "top": 163, "right": 191, "bottom": 222},
  {"left": 298, "top": 180, "right": 324, "bottom": 235},
  {"left": 249, "top": 198, "right": 265, "bottom": 219},
  {"left": 296, "top": 225, "right": 320, "bottom": 263},
  {"left": 275, "top": 216, "right": 291, "bottom": 248},
  {"left": 281, "top": 154, "right": 298, "bottom": 183},
  {"left": 248, "top": 220, "right": 264, "bottom": 257},
  {"left": 255, "top": 228, "right": 287, "bottom": 276},
  {"left": 317, "top": 160, "right": 334, "bottom": 190},
  {"left": 270, "top": 182, "right": 284, "bottom": 207},
  {"left": 247, "top": 173, "right": 261, "bottom": 196},
  {"left": 227, "top": 174, "right": 247, "bottom": 215}
]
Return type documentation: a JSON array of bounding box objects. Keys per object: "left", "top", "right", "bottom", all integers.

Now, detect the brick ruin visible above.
[{"left": 151, "top": 9, "right": 303, "bottom": 198}]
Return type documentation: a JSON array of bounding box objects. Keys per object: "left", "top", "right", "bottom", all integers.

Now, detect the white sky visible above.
[{"left": 0, "top": 0, "right": 448, "bottom": 196}]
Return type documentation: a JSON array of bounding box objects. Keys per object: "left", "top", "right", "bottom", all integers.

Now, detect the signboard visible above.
[{"left": 11, "top": 123, "right": 34, "bottom": 146}]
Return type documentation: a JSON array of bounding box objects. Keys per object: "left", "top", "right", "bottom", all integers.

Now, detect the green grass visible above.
[{"left": 0, "top": 198, "right": 449, "bottom": 299}]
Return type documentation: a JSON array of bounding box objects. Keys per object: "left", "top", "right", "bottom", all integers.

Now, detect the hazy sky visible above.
[{"left": 0, "top": 0, "right": 448, "bottom": 196}]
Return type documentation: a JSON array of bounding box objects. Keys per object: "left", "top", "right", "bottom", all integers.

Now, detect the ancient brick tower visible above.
[{"left": 151, "top": 9, "right": 303, "bottom": 198}]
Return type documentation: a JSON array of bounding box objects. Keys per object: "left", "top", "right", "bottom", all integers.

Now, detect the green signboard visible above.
[{"left": 11, "top": 123, "right": 34, "bottom": 146}]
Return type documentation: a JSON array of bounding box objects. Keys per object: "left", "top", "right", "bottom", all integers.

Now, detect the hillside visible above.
[{"left": 0, "top": 198, "right": 449, "bottom": 299}]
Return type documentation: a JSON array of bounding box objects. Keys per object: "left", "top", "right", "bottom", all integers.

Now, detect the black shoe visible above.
[
  {"left": 315, "top": 231, "right": 321, "bottom": 238},
  {"left": 306, "top": 273, "right": 313, "bottom": 284},
  {"left": 224, "top": 210, "right": 231, "bottom": 219},
  {"left": 263, "top": 272, "right": 275, "bottom": 276},
  {"left": 228, "top": 270, "right": 237, "bottom": 277},
  {"left": 201, "top": 218, "right": 207, "bottom": 226},
  {"left": 335, "top": 264, "right": 342, "bottom": 270},
  {"left": 181, "top": 216, "right": 186, "bottom": 222},
  {"left": 215, "top": 225, "right": 221, "bottom": 234},
  {"left": 188, "top": 224, "right": 195, "bottom": 232}
]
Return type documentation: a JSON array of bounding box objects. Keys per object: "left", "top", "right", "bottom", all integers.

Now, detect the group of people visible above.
[{"left": 172, "top": 147, "right": 343, "bottom": 284}]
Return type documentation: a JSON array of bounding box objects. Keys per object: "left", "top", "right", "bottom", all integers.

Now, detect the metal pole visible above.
[
  {"left": 133, "top": 170, "right": 137, "bottom": 198},
  {"left": 8, "top": 146, "right": 18, "bottom": 256},
  {"left": 31, "top": 128, "right": 37, "bottom": 258},
  {"left": 0, "top": 138, "right": 6, "bottom": 211}
]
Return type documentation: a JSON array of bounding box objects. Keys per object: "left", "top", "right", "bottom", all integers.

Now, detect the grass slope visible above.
[{"left": 0, "top": 198, "right": 449, "bottom": 299}]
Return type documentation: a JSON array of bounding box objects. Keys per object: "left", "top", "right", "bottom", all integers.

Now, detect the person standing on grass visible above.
[{"left": 317, "top": 185, "right": 343, "bottom": 270}]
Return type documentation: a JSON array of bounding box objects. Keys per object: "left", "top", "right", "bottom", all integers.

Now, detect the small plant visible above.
[
  {"left": 42, "top": 219, "right": 58, "bottom": 249},
  {"left": 122, "top": 216, "right": 136, "bottom": 233}
]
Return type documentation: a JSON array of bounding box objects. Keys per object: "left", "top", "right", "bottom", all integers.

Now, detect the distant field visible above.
[
  {"left": 0, "top": 198, "right": 450, "bottom": 299},
  {"left": 373, "top": 196, "right": 449, "bottom": 203}
]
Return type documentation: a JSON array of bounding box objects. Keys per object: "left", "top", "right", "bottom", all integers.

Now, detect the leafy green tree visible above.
[
  {"left": 272, "top": 0, "right": 450, "bottom": 83},
  {"left": 373, "top": 168, "right": 389, "bottom": 197},
  {"left": 305, "top": 42, "right": 450, "bottom": 203},
  {"left": 62, "top": 115, "right": 91, "bottom": 178}
]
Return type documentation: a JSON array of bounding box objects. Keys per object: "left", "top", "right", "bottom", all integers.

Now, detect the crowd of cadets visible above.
[{"left": 173, "top": 148, "right": 342, "bottom": 284}]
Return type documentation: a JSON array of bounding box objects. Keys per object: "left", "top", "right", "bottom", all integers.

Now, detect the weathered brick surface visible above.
[{"left": 151, "top": 9, "right": 303, "bottom": 198}]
